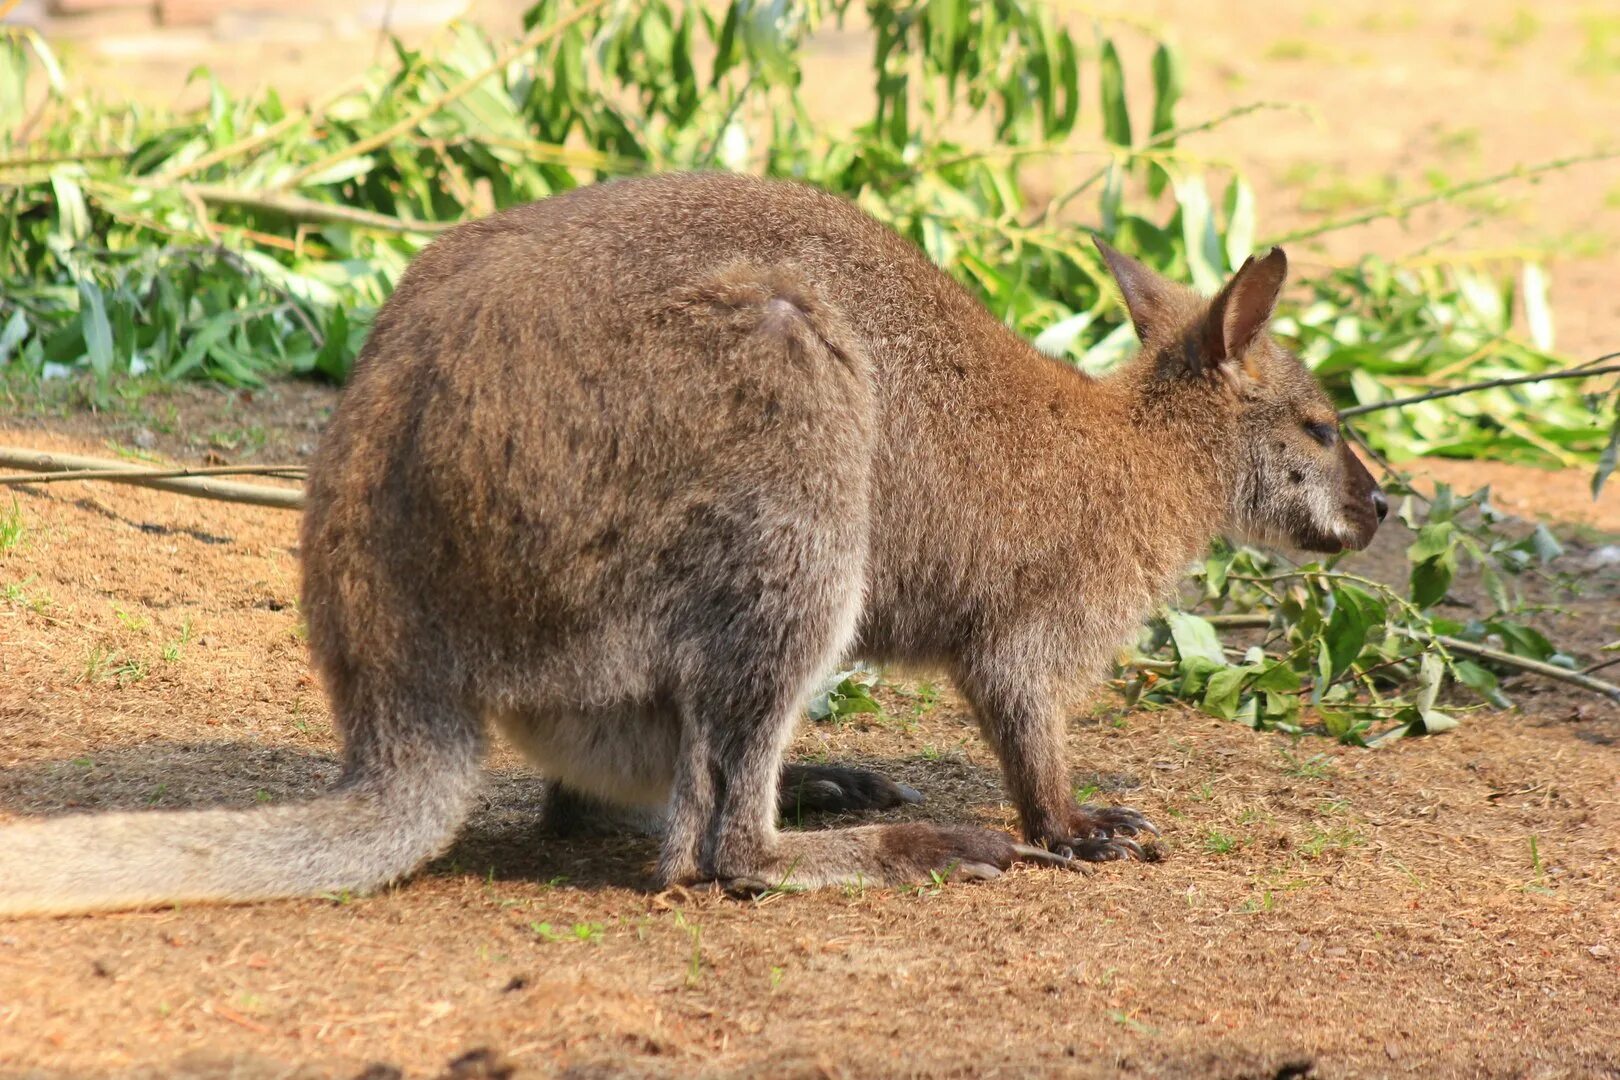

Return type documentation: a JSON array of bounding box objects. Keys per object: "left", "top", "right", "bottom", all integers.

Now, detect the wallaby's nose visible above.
[{"left": 1371, "top": 489, "right": 1389, "bottom": 522}]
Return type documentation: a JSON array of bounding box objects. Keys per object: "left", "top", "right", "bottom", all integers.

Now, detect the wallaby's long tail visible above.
[{"left": 0, "top": 751, "right": 481, "bottom": 917}]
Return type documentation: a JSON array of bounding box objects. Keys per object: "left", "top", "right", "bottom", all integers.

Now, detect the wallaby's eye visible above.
[{"left": 1304, "top": 421, "right": 1337, "bottom": 448}]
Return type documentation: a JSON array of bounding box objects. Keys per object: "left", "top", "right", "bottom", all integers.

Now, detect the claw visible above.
[
  {"left": 1011, "top": 843, "right": 1076, "bottom": 868},
  {"left": 1107, "top": 836, "right": 1145, "bottom": 860},
  {"left": 896, "top": 784, "right": 925, "bottom": 805},
  {"left": 1079, "top": 804, "right": 1162, "bottom": 839},
  {"left": 1066, "top": 835, "right": 1147, "bottom": 863}
]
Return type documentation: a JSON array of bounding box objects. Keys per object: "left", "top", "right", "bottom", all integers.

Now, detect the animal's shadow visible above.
[
  {"left": 0, "top": 741, "right": 652, "bottom": 891},
  {"left": 0, "top": 742, "right": 1057, "bottom": 894}
]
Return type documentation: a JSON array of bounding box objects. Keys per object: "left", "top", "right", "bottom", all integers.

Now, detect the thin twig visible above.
[
  {"left": 0, "top": 148, "right": 132, "bottom": 169},
  {"left": 0, "top": 448, "right": 304, "bottom": 511},
  {"left": 279, "top": 0, "right": 609, "bottom": 191},
  {"left": 156, "top": 184, "right": 455, "bottom": 235},
  {"left": 1, "top": 464, "right": 307, "bottom": 486},
  {"left": 1338, "top": 360, "right": 1620, "bottom": 419},
  {"left": 1265, "top": 148, "right": 1620, "bottom": 247}
]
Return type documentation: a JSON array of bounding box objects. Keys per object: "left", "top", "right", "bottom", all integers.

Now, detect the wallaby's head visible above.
[{"left": 1096, "top": 239, "right": 1386, "bottom": 554}]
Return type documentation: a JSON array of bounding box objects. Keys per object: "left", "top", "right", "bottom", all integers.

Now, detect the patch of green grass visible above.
[
  {"left": 113, "top": 607, "right": 150, "bottom": 633},
  {"left": 1299, "top": 826, "right": 1366, "bottom": 858},
  {"left": 1262, "top": 37, "right": 1332, "bottom": 62},
  {"left": 1433, "top": 126, "right": 1482, "bottom": 160},
  {"left": 0, "top": 499, "right": 24, "bottom": 553},
  {"left": 1203, "top": 829, "right": 1240, "bottom": 855},
  {"left": 201, "top": 424, "right": 269, "bottom": 455},
  {"left": 1298, "top": 173, "right": 1400, "bottom": 215},
  {"left": 1356, "top": 8, "right": 1418, "bottom": 33},
  {"left": 2, "top": 577, "right": 44, "bottom": 609},
  {"left": 529, "top": 921, "right": 604, "bottom": 944},
  {"left": 104, "top": 440, "right": 161, "bottom": 463},
  {"left": 79, "top": 646, "right": 111, "bottom": 684},
  {"left": 1281, "top": 750, "right": 1335, "bottom": 780},
  {"left": 161, "top": 619, "right": 195, "bottom": 662},
  {"left": 1605, "top": 183, "right": 1620, "bottom": 210},
  {"left": 113, "top": 656, "right": 149, "bottom": 686}
]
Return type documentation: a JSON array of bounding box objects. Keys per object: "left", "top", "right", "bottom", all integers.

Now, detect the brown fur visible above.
[{"left": 0, "top": 173, "right": 1383, "bottom": 915}]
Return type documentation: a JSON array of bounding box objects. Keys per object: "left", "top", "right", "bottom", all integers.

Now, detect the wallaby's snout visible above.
[{"left": 1333, "top": 438, "right": 1386, "bottom": 553}]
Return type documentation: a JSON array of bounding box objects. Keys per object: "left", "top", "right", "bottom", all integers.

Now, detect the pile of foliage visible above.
[{"left": 1, "top": 0, "right": 1616, "bottom": 740}]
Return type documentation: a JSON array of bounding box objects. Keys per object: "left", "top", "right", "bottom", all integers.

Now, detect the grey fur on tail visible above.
[{"left": 0, "top": 744, "right": 480, "bottom": 917}]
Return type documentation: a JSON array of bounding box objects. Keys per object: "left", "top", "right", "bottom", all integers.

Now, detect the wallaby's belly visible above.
[{"left": 490, "top": 705, "right": 680, "bottom": 808}]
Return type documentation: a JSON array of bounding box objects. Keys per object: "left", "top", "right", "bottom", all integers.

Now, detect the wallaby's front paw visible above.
[
  {"left": 1041, "top": 804, "right": 1161, "bottom": 862},
  {"left": 778, "top": 763, "right": 924, "bottom": 817}
]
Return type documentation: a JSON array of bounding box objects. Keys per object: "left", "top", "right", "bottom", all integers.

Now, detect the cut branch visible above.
[{"left": 0, "top": 448, "right": 304, "bottom": 511}]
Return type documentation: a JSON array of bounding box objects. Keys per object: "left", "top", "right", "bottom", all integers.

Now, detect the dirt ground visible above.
[
  {"left": 1, "top": 379, "right": 1618, "bottom": 1080},
  {"left": 3, "top": 2, "right": 1620, "bottom": 1077}
]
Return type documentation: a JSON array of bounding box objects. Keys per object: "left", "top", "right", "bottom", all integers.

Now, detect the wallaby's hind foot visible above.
[
  {"left": 544, "top": 762, "right": 922, "bottom": 837},
  {"left": 719, "top": 822, "right": 1074, "bottom": 894},
  {"left": 778, "top": 763, "right": 923, "bottom": 817}
]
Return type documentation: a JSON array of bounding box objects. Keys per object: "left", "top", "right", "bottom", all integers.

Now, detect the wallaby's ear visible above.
[
  {"left": 1200, "top": 247, "right": 1288, "bottom": 374},
  {"left": 1094, "top": 237, "right": 1180, "bottom": 343}
]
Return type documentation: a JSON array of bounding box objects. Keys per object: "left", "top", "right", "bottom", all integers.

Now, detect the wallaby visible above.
[{"left": 0, "top": 172, "right": 1385, "bottom": 915}]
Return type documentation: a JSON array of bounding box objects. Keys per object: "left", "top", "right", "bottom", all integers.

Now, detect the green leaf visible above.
[
  {"left": 1595, "top": 416, "right": 1620, "bottom": 499},
  {"left": 1419, "top": 709, "right": 1459, "bottom": 734},
  {"left": 77, "top": 279, "right": 115, "bottom": 379},
  {"left": 1408, "top": 522, "right": 1458, "bottom": 608},
  {"left": 1098, "top": 40, "right": 1131, "bottom": 147},
  {"left": 1166, "top": 611, "right": 1226, "bottom": 669},
  {"left": 1414, "top": 650, "right": 1444, "bottom": 714},
  {"left": 1172, "top": 175, "right": 1223, "bottom": 293},
  {"left": 1325, "top": 583, "right": 1383, "bottom": 682},
  {"left": 1223, "top": 176, "right": 1256, "bottom": 269},
  {"left": 1148, "top": 42, "right": 1181, "bottom": 137},
  {"left": 50, "top": 171, "right": 90, "bottom": 243},
  {"left": 1202, "top": 663, "right": 1257, "bottom": 719}
]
